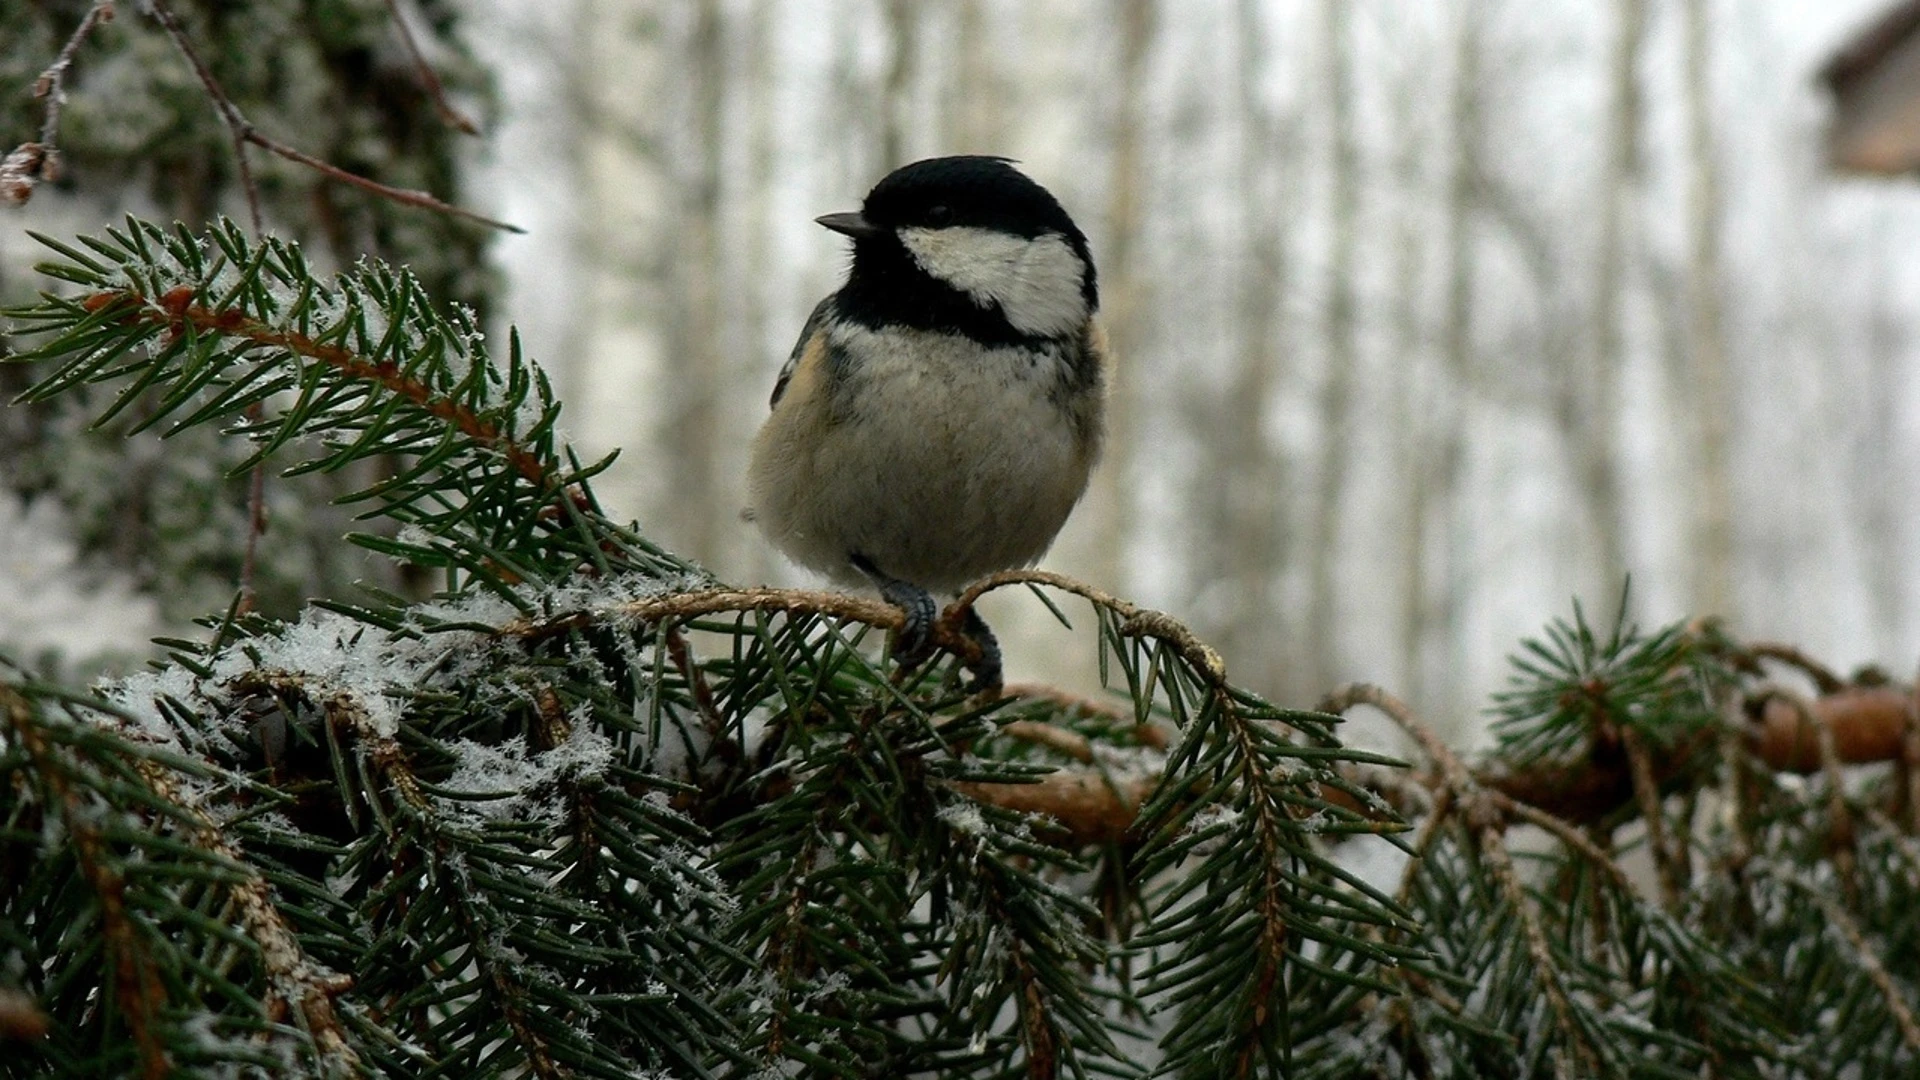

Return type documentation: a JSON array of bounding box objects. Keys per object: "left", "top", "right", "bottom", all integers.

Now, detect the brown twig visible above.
[
  {"left": 1392, "top": 784, "right": 1454, "bottom": 910},
  {"left": 665, "top": 624, "right": 728, "bottom": 749},
  {"left": 143, "top": 0, "right": 275, "bottom": 610},
  {"left": 1478, "top": 819, "right": 1595, "bottom": 1080},
  {"left": 1621, "top": 726, "right": 1683, "bottom": 908},
  {"left": 144, "top": 0, "right": 517, "bottom": 234},
  {"left": 1745, "top": 641, "right": 1846, "bottom": 695},
  {"left": 955, "top": 570, "right": 1228, "bottom": 684},
  {"left": 254, "top": 135, "right": 520, "bottom": 232},
  {"left": 3, "top": 1, "right": 115, "bottom": 206},
  {"left": 382, "top": 0, "right": 481, "bottom": 135},
  {"left": 35, "top": 1, "right": 115, "bottom": 148}
]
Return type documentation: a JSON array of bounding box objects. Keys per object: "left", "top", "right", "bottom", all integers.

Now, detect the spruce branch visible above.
[
  {"left": 5, "top": 219, "right": 688, "bottom": 597},
  {"left": 1, "top": 664, "right": 349, "bottom": 1078},
  {"left": 1, "top": 682, "right": 170, "bottom": 1080},
  {"left": 15, "top": 218, "right": 1916, "bottom": 1076},
  {"left": 1780, "top": 871, "right": 1920, "bottom": 1054}
]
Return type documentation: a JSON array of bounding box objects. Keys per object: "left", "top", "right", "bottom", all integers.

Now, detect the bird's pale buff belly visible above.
[{"left": 748, "top": 329, "right": 1092, "bottom": 593}]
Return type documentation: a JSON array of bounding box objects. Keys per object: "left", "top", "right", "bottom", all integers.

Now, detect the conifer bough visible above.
[
  {"left": 0, "top": 220, "right": 1427, "bottom": 1079},
  {"left": 3, "top": 221, "right": 1916, "bottom": 1077}
]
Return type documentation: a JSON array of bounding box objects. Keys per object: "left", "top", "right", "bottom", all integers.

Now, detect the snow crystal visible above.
[
  {"left": 440, "top": 722, "right": 614, "bottom": 825},
  {"left": 1295, "top": 809, "right": 1333, "bottom": 835},
  {"left": 937, "top": 800, "right": 986, "bottom": 836},
  {"left": 103, "top": 662, "right": 214, "bottom": 752}
]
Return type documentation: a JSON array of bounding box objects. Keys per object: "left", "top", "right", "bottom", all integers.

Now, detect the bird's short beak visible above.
[{"left": 815, "top": 211, "right": 882, "bottom": 240}]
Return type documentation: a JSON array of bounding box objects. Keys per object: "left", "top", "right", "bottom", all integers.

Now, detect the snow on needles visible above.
[{"left": 103, "top": 571, "right": 685, "bottom": 757}]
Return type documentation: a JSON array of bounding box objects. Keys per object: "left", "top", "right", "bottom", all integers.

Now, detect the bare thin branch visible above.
[
  {"left": 4, "top": 0, "right": 115, "bottom": 206},
  {"left": 144, "top": 0, "right": 517, "bottom": 234},
  {"left": 36, "top": 0, "right": 115, "bottom": 147},
  {"left": 146, "top": 0, "right": 262, "bottom": 234},
  {"left": 382, "top": 0, "right": 481, "bottom": 135},
  {"left": 1746, "top": 641, "right": 1846, "bottom": 694}
]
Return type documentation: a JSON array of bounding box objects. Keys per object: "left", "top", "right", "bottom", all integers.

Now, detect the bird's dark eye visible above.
[{"left": 926, "top": 205, "right": 954, "bottom": 226}]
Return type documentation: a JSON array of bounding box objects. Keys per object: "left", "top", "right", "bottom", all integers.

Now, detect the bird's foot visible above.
[
  {"left": 852, "top": 557, "right": 1003, "bottom": 694},
  {"left": 956, "top": 605, "right": 1003, "bottom": 696},
  {"left": 853, "top": 555, "right": 937, "bottom": 667}
]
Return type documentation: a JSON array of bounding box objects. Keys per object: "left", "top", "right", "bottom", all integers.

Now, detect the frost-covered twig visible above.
[
  {"left": 1779, "top": 870, "right": 1920, "bottom": 1053},
  {"left": 2, "top": 0, "right": 115, "bottom": 206},
  {"left": 1326, "top": 681, "right": 1606, "bottom": 1077},
  {"left": 128, "top": 755, "right": 360, "bottom": 1073},
  {"left": 958, "top": 570, "right": 1228, "bottom": 686}
]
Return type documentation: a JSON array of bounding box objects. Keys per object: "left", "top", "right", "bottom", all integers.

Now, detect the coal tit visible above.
[{"left": 746, "top": 155, "right": 1107, "bottom": 691}]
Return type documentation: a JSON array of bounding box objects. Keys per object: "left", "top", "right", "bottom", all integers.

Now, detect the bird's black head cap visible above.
[
  {"left": 861, "top": 156, "right": 1085, "bottom": 244},
  {"left": 832, "top": 156, "right": 1098, "bottom": 343}
]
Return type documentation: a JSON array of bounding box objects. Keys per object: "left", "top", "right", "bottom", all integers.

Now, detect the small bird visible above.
[{"left": 746, "top": 156, "right": 1107, "bottom": 691}]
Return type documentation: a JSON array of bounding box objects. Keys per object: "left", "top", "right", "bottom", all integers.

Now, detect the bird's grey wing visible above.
[{"left": 770, "top": 296, "right": 836, "bottom": 409}]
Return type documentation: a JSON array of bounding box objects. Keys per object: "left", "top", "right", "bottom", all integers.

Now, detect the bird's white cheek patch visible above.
[{"left": 899, "top": 226, "right": 1088, "bottom": 337}]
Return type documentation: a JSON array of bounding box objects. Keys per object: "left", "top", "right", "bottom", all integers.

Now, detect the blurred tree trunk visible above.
[
  {"left": 1389, "top": 33, "right": 1432, "bottom": 707},
  {"left": 732, "top": 0, "right": 780, "bottom": 583},
  {"left": 881, "top": 0, "right": 919, "bottom": 169},
  {"left": 1085, "top": 0, "right": 1156, "bottom": 594},
  {"left": 1203, "top": 0, "right": 1294, "bottom": 701},
  {"left": 946, "top": 0, "right": 1005, "bottom": 154},
  {"left": 1577, "top": 0, "right": 1645, "bottom": 615},
  {"left": 661, "top": 0, "right": 728, "bottom": 568},
  {"left": 1307, "top": 0, "right": 1358, "bottom": 696},
  {"left": 1423, "top": 0, "right": 1484, "bottom": 728},
  {"left": 1683, "top": 0, "right": 1735, "bottom": 620}
]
